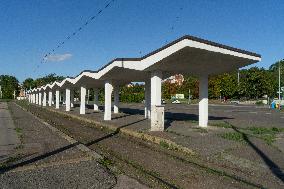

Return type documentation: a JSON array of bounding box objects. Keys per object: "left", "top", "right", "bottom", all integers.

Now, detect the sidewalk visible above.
[{"left": 0, "top": 102, "right": 20, "bottom": 162}]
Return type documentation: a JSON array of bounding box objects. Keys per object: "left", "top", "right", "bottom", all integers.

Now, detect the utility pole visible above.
[
  {"left": 0, "top": 78, "right": 2, "bottom": 99},
  {"left": 187, "top": 89, "right": 191, "bottom": 104},
  {"left": 278, "top": 61, "right": 282, "bottom": 100}
]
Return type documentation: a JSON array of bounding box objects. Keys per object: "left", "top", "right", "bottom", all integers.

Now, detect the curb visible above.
[
  {"left": 13, "top": 102, "right": 103, "bottom": 160},
  {"left": 44, "top": 106, "right": 195, "bottom": 156}
]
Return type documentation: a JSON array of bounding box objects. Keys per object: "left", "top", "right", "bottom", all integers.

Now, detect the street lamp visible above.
[
  {"left": 278, "top": 60, "right": 282, "bottom": 100},
  {"left": 0, "top": 78, "right": 2, "bottom": 99}
]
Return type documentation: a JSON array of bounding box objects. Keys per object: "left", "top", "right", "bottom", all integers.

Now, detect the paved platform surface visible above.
[
  {"left": 1, "top": 102, "right": 148, "bottom": 189},
  {"left": 47, "top": 102, "right": 284, "bottom": 188},
  {"left": 0, "top": 102, "right": 20, "bottom": 162}
]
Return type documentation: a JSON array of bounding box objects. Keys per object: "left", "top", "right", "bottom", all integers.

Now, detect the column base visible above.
[{"left": 150, "top": 105, "right": 164, "bottom": 131}]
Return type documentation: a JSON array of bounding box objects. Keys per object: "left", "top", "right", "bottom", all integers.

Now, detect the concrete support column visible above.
[
  {"left": 48, "top": 91, "right": 52, "bottom": 106},
  {"left": 55, "top": 90, "right": 60, "bottom": 109},
  {"left": 113, "top": 86, "right": 119, "bottom": 114},
  {"left": 62, "top": 91, "right": 66, "bottom": 105},
  {"left": 80, "top": 86, "right": 86, "bottom": 114},
  {"left": 43, "top": 92, "right": 47, "bottom": 107},
  {"left": 87, "top": 89, "right": 90, "bottom": 104},
  {"left": 150, "top": 70, "right": 164, "bottom": 131},
  {"left": 52, "top": 93, "right": 55, "bottom": 105},
  {"left": 39, "top": 92, "right": 42, "bottom": 106},
  {"left": 145, "top": 80, "right": 151, "bottom": 119},
  {"left": 70, "top": 90, "right": 74, "bottom": 108},
  {"left": 93, "top": 88, "right": 99, "bottom": 111},
  {"left": 104, "top": 80, "right": 113, "bottom": 120},
  {"left": 199, "top": 75, "right": 208, "bottom": 127},
  {"left": 36, "top": 93, "right": 39, "bottom": 104},
  {"left": 66, "top": 88, "right": 71, "bottom": 111}
]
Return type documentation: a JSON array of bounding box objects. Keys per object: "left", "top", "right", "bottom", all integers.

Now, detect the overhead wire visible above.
[{"left": 33, "top": 0, "right": 116, "bottom": 73}]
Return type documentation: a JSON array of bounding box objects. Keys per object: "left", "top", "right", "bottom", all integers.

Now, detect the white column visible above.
[
  {"left": 93, "top": 88, "right": 99, "bottom": 111},
  {"left": 55, "top": 90, "right": 60, "bottom": 109},
  {"left": 36, "top": 93, "right": 39, "bottom": 104},
  {"left": 39, "top": 92, "right": 42, "bottom": 106},
  {"left": 32, "top": 94, "right": 35, "bottom": 103},
  {"left": 113, "top": 85, "right": 119, "bottom": 114},
  {"left": 151, "top": 71, "right": 162, "bottom": 106},
  {"left": 150, "top": 70, "right": 164, "bottom": 131},
  {"left": 87, "top": 89, "right": 90, "bottom": 104},
  {"left": 104, "top": 80, "right": 113, "bottom": 120},
  {"left": 199, "top": 75, "right": 208, "bottom": 127},
  {"left": 52, "top": 93, "right": 55, "bottom": 105},
  {"left": 48, "top": 91, "right": 52, "bottom": 106},
  {"left": 62, "top": 91, "right": 66, "bottom": 105},
  {"left": 80, "top": 86, "right": 86, "bottom": 114},
  {"left": 66, "top": 88, "right": 71, "bottom": 111},
  {"left": 145, "top": 80, "right": 151, "bottom": 119},
  {"left": 70, "top": 90, "right": 74, "bottom": 108},
  {"left": 43, "top": 92, "right": 47, "bottom": 107}
]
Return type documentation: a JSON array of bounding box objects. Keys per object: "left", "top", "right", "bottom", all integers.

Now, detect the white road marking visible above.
[
  {"left": 265, "top": 113, "right": 271, "bottom": 115},
  {"left": 249, "top": 112, "right": 257, "bottom": 114}
]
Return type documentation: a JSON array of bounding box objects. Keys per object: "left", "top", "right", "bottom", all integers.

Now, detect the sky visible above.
[{"left": 0, "top": 0, "right": 283, "bottom": 82}]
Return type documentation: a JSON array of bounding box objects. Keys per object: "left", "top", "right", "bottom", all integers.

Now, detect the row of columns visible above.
[{"left": 27, "top": 71, "right": 209, "bottom": 130}]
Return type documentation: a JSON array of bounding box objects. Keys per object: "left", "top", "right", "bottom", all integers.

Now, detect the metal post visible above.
[{"left": 279, "top": 61, "right": 281, "bottom": 100}]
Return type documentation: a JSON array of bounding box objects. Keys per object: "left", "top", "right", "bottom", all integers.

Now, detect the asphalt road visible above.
[
  {"left": 120, "top": 103, "right": 284, "bottom": 128},
  {"left": 0, "top": 102, "right": 20, "bottom": 162}
]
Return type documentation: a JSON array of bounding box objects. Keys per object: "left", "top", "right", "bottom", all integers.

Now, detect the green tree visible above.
[
  {"left": 0, "top": 75, "right": 19, "bottom": 99},
  {"left": 239, "top": 67, "right": 276, "bottom": 99},
  {"left": 23, "top": 78, "right": 36, "bottom": 90},
  {"left": 23, "top": 73, "right": 65, "bottom": 89},
  {"left": 120, "top": 83, "right": 145, "bottom": 103},
  {"left": 34, "top": 73, "right": 65, "bottom": 87},
  {"left": 269, "top": 60, "right": 284, "bottom": 95},
  {"left": 209, "top": 72, "right": 238, "bottom": 99}
]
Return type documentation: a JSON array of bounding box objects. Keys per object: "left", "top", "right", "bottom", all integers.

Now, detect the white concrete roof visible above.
[{"left": 28, "top": 35, "right": 261, "bottom": 93}]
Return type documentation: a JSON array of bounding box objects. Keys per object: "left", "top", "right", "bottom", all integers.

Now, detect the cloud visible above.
[{"left": 44, "top": 53, "right": 72, "bottom": 62}]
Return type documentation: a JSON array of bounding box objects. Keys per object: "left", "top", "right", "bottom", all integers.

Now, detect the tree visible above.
[
  {"left": 34, "top": 73, "right": 65, "bottom": 87},
  {"left": 23, "top": 78, "right": 36, "bottom": 90},
  {"left": 23, "top": 73, "right": 65, "bottom": 89},
  {"left": 120, "top": 83, "right": 145, "bottom": 103},
  {"left": 0, "top": 75, "right": 19, "bottom": 99},
  {"left": 239, "top": 67, "right": 276, "bottom": 99},
  {"left": 269, "top": 60, "right": 284, "bottom": 95},
  {"left": 209, "top": 72, "right": 238, "bottom": 99}
]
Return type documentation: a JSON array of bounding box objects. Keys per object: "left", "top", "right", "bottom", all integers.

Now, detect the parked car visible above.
[
  {"left": 230, "top": 100, "right": 240, "bottom": 104},
  {"left": 172, "top": 100, "right": 181, "bottom": 104}
]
